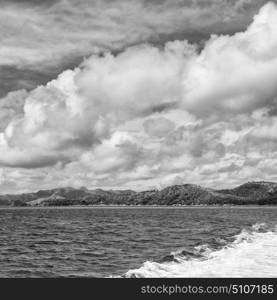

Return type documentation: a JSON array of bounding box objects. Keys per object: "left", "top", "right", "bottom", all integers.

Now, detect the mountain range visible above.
[{"left": 1, "top": 181, "right": 277, "bottom": 207}]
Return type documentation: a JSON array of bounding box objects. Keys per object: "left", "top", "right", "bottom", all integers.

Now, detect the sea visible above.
[{"left": 0, "top": 206, "right": 276, "bottom": 277}]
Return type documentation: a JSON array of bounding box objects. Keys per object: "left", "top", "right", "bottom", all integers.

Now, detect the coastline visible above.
[
  {"left": 1, "top": 181, "right": 277, "bottom": 207},
  {"left": 1, "top": 204, "right": 277, "bottom": 209}
]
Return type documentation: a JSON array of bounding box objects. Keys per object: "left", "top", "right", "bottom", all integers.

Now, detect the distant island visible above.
[{"left": 1, "top": 181, "right": 277, "bottom": 207}]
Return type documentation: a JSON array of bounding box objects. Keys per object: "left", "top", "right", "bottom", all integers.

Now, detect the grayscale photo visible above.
[{"left": 0, "top": 0, "right": 277, "bottom": 284}]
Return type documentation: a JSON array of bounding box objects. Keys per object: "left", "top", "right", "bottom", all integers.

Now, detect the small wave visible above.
[{"left": 124, "top": 223, "right": 277, "bottom": 277}]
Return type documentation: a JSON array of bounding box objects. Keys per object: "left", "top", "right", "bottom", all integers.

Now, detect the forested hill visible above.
[{"left": 1, "top": 181, "right": 277, "bottom": 207}]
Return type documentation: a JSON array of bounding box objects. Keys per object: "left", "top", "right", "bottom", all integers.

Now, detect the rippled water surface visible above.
[{"left": 0, "top": 206, "right": 276, "bottom": 277}]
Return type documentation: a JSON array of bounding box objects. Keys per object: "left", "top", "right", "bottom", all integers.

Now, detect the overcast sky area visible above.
[{"left": 1, "top": 0, "right": 277, "bottom": 193}]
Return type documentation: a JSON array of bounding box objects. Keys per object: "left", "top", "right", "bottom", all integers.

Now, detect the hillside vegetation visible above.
[{"left": 1, "top": 181, "right": 277, "bottom": 207}]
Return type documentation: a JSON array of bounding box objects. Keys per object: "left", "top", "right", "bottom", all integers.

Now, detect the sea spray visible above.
[{"left": 125, "top": 223, "right": 277, "bottom": 278}]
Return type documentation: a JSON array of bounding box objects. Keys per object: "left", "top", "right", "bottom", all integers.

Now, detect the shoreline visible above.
[
  {"left": 2, "top": 182, "right": 277, "bottom": 207},
  {"left": 1, "top": 204, "right": 277, "bottom": 209}
]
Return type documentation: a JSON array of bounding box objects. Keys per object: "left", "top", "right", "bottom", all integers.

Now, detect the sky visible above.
[{"left": 1, "top": 0, "right": 277, "bottom": 193}]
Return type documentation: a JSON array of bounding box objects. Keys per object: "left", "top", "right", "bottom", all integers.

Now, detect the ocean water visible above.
[{"left": 0, "top": 206, "right": 276, "bottom": 278}]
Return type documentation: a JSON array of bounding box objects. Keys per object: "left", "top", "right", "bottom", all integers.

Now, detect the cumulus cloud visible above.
[
  {"left": 1, "top": 2, "right": 277, "bottom": 192},
  {"left": 0, "top": 41, "right": 197, "bottom": 165},
  {"left": 0, "top": 0, "right": 273, "bottom": 111},
  {"left": 181, "top": 2, "right": 277, "bottom": 117}
]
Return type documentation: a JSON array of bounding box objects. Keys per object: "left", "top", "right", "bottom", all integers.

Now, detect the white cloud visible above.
[
  {"left": 0, "top": 89, "right": 27, "bottom": 130},
  {"left": 181, "top": 2, "right": 277, "bottom": 116},
  {"left": 1, "top": 2, "right": 277, "bottom": 192}
]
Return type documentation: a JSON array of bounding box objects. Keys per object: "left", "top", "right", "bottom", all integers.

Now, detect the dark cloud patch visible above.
[
  {"left": 0, "top": 56, "right": 83, "bottom": 97},
  {"left": 268, "top": 107, "right": 277, "bottom": 116},
  {"left": 150, "top": 31, "right": 210, "bottom": 49},
  {"left": 0, "top": 66, "right": 49, "bottom": 98},
  {"left": 0, "top": 153, "right": 71, "bottom": 169},
  {"left": 243, "top": 158, "right": 260, "bottom": 167},
  {"left": 267, "top": 100, "right": 277, "bottom": 116},
  {"left": 147, "top": 101, "right": 178, "bottom": 114}
]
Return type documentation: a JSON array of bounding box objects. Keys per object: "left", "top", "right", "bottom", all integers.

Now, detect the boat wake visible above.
[{"left": 124, "top": 223, "right": 277, "bottom": 277}]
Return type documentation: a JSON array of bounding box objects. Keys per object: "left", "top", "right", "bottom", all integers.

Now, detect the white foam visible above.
[{"left": 125, "top": 223, "right": 277, "bottom": 277}]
